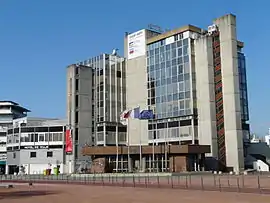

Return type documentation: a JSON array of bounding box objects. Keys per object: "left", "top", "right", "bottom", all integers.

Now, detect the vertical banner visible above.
[{"left": 65, "top": 129, "right": 73, "bottom": 154}]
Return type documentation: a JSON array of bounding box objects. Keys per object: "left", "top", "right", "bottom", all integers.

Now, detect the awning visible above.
[
  {"left": 81, "top": 144, "right": 211, "bottom": 156},
  {"left": 0, "top": 161, "right": 6, "bottom": 165}
]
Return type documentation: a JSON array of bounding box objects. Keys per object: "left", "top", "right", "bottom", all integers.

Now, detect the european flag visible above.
[{"left": 139, "top": 110, "right": 154, "bottom": 120}]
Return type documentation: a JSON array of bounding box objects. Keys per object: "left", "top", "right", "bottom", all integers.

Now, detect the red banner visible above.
[{"left": 65, "top": 129, "right": 73, "bottom": 153}]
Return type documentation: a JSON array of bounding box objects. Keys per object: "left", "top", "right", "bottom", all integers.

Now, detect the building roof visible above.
[
  {"left": 25, "top": 117, "right": 67, "bottom": 127},
  {"left": 147, "top": 24, "right": 202, "bottom": 44},
  {"left": 146, "top": 24, "right": 244, "bottom": 48},
  {"left": 0, "top": 101, "right": 19, "bottom": 105},
  {"left": 0, "top": 101, "right": 30, "bottom": 112}
]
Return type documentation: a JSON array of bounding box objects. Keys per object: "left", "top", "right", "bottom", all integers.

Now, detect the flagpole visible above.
[
  {"left": 127, "top": 118, "right": 130, "bottom": 172},
  {"left": 152, "top": 121, "right": 155, "bottom": 172},
  {"left": 152, "top": 128, "right": 155, "bottom": 172},
  {"left": 165, "top": 121, "right": 168, "bottom": 172},
  {"left": 139, "top": 120, "right": 142, "bottom": 172}
]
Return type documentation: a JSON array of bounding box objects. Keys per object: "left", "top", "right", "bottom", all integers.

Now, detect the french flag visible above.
[
  {"left": 130, "top": 107, "right": 140, "bottom": 119},
  {"left": 120, "top": 107, "right": 140, "bottom": 119}
]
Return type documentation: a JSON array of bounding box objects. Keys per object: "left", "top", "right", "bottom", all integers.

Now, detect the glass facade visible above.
[
  {"left": 78, "top": 54, "right": 127, "bottom": 145},
  {"left": 238, "top": 52, "right": 249, "bottom": 121},
  {"left": 146, "top": 35, "right": 192, "bottom": 120}
]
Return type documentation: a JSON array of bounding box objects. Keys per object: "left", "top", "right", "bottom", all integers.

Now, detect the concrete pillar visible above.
[
  {"left": 142, "top": 157, "right": 146, "bottom": 172},
  {"left": 214, "top": 14, "right": 244, "bottom": 173},
  {"left": 195, "top": 36, "right": 218, "bottom": 165}
]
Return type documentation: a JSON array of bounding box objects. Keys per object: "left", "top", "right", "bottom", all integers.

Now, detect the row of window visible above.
[
  {"left": 7, "top": 132, "right": 63, "bottom": 144},
  {"left": 148, "top": 126, "right": 193, "bottom": 140},
  {"left": 147, "top": 38, "right": 189, "bottom": 52},
  {"left": 96, "top": 131, "right": 127, "bottom": 142},
  {"left": 148, "top": 51, "right": 189, "bottom": 67},
  {"left": 148, "top": 63, "right": 190, "bottom": 78},
  {"left": 154, "top": 109, "right": 192, "bottom": 119},
  {"left": 148, "top": 91, "right": 191, "bottom": 104},
  {"left": 12, "top": 151, "right": 54, "bottom": 159},
  {"left": 7, "top": 126, "right": 64, "bottom": 135}
]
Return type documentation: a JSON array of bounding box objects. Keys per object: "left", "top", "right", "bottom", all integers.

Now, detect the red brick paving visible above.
[{"left": 0, "top": 184, "right": 270, "bottom": 203}]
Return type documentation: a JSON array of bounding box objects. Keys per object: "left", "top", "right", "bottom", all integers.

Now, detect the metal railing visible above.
[{"left": 1, "top": 173, "right": 270, "bottom": 194}]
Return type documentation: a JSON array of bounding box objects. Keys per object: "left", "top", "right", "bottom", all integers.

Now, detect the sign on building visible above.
[{"left": 127, "top": 29, "right": 146, "bottom": 60}]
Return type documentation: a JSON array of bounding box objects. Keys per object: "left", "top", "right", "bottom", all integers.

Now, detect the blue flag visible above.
[{"left": 139, "top": 110, "right": 154, "bottom": 120}]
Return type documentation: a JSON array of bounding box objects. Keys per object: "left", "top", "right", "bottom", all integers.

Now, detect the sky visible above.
[{"left": 0, "top": 0, "right": 269, "bottom": 136}]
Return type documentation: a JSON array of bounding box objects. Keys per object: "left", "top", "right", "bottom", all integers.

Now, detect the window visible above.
[
  {"left": 34, "top": 133, "right": 38, "bottom": 142},
  {"left": 75, "top": 128, "right": 78, "bottom": 141},
  {"left": 30, "top": 134, "right": 35, "bottom": 142},
  {"left": 49, "top": 133, "right": 53, "bottom": 141},
  {"left": 75, "top": 111, "right": 79, "bottom": 124},
  {"left": 75, "top": 67, "right": 79, "bottom": 75},
  {"left": 75, "top": 79, "right": 79, "bottom": 91},
  {"left": 116, "top": 71, "right": 121, "bottom": 78},
  {"left": 47, "top": 151, "right": 53, "bottom": 157},
  {"left": 30, "top": 152, "right": 36, "bottom": 158},
  {"left": 75, "top": 95, "right": 79, "bottom": 108},
  {"left": 39, "top": 134, "right": 45, "bottom": 142}
]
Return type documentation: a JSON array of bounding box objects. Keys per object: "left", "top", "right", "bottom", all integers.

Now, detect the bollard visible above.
[
  {"left": 201, "top": 176, "right": 204, "bottom": 191},
  {"left": 257, "top": 175, "right": 261, "bottom": 193},
  {"left": 227, "top": 175, "right": 230, "bottom": 188},
  {"left": 213, "top": 175, "right": 216, "bottom": 188},
  {"left": 102, "top": 174, "right": 104, "bottom": 186},
  {"left": 133, "top": 175, "right": 135, "bottom": 187},
  {"left": 157, "top": 175, "right": 160, "bottom": 188},
  {"left": 144, "top": 175, "right": 147, "bottom": 188},
  {"left": 185, "top": 175, "right": 188, "bottom": 188},
  {"left": 171, "top": 175, "right": 173, "bottom": 188},
  {"left": 241, "top": 175, "right": 245, "bottom": 189},
  {"left": 237, "top": 177, "right": 240, "bottom": 192},
  {"left": 122, "top": 174, "right": 125, "bottom": 187},
  {"left": 218, "top": 176, "right": 221, "bottom": 192}
]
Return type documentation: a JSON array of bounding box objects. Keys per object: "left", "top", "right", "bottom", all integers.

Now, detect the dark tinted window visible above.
[
  {"left": 49, "top": 126, "right": 63, "bottom": 132},
  {"left": 30, "top": 152, "right": 36, "bottom": 158}
]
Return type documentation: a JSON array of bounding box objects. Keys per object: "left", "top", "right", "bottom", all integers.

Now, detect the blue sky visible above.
[{"left": 0, "top": 0, "right": 269, "bottom": 136}]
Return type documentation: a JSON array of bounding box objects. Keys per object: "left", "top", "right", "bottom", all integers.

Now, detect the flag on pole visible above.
[
  {"left": 120, "top": 107, "right": 154, "bottom": 124},
  {"left": 139, "top": 109, "right": 154, "bottom": 120},
  {"left": 130, "top": 106, "right": 140, "bottom": 119},
  {"left": 120, "top": 109, "right": 131, "bottom": 125}
]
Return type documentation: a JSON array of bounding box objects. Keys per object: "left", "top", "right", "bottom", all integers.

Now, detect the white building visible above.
[
  {"left": 0, "top": 101, "right": 30, "bottom": 173},
  {"left": 6, "top": 117, "right": 68, "bottom": 175}
]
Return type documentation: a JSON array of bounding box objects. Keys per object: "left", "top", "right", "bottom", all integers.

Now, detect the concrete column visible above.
[
  {"left": 195, "top": 36, "right": 218, "bottom": 168},
  {"left": 214, "top": 14, "right": 244, "bottom": 173}
]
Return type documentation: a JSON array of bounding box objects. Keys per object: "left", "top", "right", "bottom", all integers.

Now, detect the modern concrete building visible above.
[
  {"left": 67, "top": 53, "right": 126, "bottom": 172},
  {"left": 6, "top": 117, "right": 67, "bottom": 174},
  {"left": 0, "top": 101, "right": 30, "bottom": 173},
  {"left": 121, "top": 14, "right": 249, "bottom": 173}
]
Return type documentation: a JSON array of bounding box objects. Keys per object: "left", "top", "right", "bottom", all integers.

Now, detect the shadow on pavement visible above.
[{"left": 0, "top": 190, "right": 60, "bottom": 200}]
